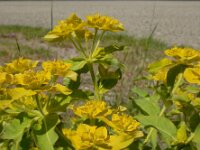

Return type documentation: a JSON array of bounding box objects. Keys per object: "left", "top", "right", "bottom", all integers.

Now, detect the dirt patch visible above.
[{"left": 0, "top": 33, "right": 77, "bottom": 64}]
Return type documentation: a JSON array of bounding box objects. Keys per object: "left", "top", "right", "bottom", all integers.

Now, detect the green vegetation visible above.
[
  {"left": 0, "top": 25, "right": 48, "bottom": 39},
  {"left": 1, "top": 13, "right": 200, "bottom": 149},
  {"left": 0, "top": 25, "right": 167, "bottom": 101}
]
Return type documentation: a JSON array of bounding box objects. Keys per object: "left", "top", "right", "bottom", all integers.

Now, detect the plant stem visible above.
[
  {"left": 92, "top": 28, "right": 98, "bottom": 53},
  {"left": 74, "top": 37, "right": 88, "bottom": 57},
  {"left": 69, "top": 37, "right": 87, "bottom": 58},
  {"left": 88, "top": 62, "right": 100, "bottom": 100},
  {"left": 171, "top": 73, "right": 183, "bottom": 95},
  {"left": 35, "top": 94, "right": 45, "bottom": 116},
  {"left": 93, "top": 31, "right": 105, "bottom": 51}
]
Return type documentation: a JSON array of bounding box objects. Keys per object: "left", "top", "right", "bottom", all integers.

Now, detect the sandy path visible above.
[{"left": 0, "top": 1, "right": 200, "bottom": 48}]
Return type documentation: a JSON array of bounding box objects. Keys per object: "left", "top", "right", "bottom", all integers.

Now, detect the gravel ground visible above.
[{"left": 0, "top": 1, "right": 200, "bottom": 48}]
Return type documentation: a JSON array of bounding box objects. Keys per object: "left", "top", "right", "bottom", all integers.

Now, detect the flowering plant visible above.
[
  {"left": 130, "top": 46, "right": 200, "bottom": 149},
  {"left": 0, "top": 13, "right": 143, "bottom": 150}
]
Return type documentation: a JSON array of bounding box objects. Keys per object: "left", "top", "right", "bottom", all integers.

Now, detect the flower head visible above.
[
  {"left": 111, "top": 113, "right": 140, "bottom": 135},
  {"left": 44, "top": 14, "right": 85, "bottom": 42},
  {"left": 3, "top": 57, "right": 38, "bottom": 74},
  {"left": 183, "top": 67, "right": 200, "bottom": 85},
  {"left": 62, "top": 124, "right": 110, "bottom": 150},
  {"left": 87, "top": 13, "right": 124, "bottom": 32},
  {"left": 15, "top": 70, "right": 51, "bottom": 90},
  {"left": 151, "top": 67, "right": 170, "bottom": 83},
  {"left": 73, "top": 100, "right": 112, "bottom": 119},
  {"left": 165, "top": 47, "right": 200, "bottom": 65},
  {"left": 0, "top": 71, "right": 13, "bottom": 86},
  {"left": 42, "top": 60, "right": 77, "bottom": 81}
]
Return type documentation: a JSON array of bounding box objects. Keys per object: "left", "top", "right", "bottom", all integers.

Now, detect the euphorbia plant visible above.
[
  {"left": 130, "top": 47, "right": 200, "bottom": 149},
  {"left": 0, "top": 13, "right": 143, "bottom": 150}
]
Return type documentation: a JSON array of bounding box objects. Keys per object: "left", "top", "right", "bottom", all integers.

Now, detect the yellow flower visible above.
[
  {"left": 0, "top": 71, "right": 13, "bottom": 86},
  {"left": 183, "top": 67, "right": 200, "bottom": 85},
  {"left": 164, "top": 47, "right": 200, "bottom": 64},
  {"left": 151, "top": 67, "right": 169, "bottom": 83},
  {"left": 15, "top": 70, "right": 51, "bottom": 90},
  {"left": 87, "top": 13, "right": 124, "bottom": 32},
  {"left": 62, "top": 124, "right": 110, "bottom": 150},
  {"left": 3, "top": 57, "right": 38, "bottom": 74},
  {"left": 44, "top": 14, "right": 85, "bottom": 42},
  {"left": 73, "top": 100, "right": 112, "bottom": 119},
  {"left": 51, "top": 84, "right": 72, "bottom": 95},
  {"left": 111, "top": 113, "right": 140, "bottom": 135},
  {"left": 63, "top": 123, "right": 141, "bottom": 150},
  {"left": 42, "top": 60, "right": 77, "bottom": 81}
]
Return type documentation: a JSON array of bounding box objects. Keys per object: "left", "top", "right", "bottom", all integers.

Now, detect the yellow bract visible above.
[
  {"left": 7, "top": 87, "right": 36, "bottom": 100},
  {"left": 51, "top": 84, "right": 72, "bottom": 95},
  {"left": 151, "top": 67, "right": 169, "bottom": 83},
  {"left": 87, "top": 13, "right": 124, "bottom": 32},
  {"left": 3, "top": 57, "right": 38, "bottom": 74},
  {"left": 165, "top": 47, "right": 200, "bottom": 64},
  {"left": 0, "top": 71, "right": 13, "bottom": 85},
  {"left": 42, "top": 60, "right": 77, "bottom": 81},
  {"left": 111, "top": 113, "right": 140, "bottom": 135},
  {"left": 44, "top": 14, "right": 85, "bottom": 41},
  {"left": 149, "top": 47, "right": 200, "bottom": 83},
  {"left": 73, "top": 100, "right": 112, "bottom": 119},
  {"left": 44, "top": 13, "right": 124, "bottom": 42},
  {"left": 15, "top": 70, "right": 51, "bottom": 90},
  {"left": 62, "top": 124, "right": 110, "bottom": 150},
  {"left": 184, "top": 67, "right": 200, "bottom": 85}
]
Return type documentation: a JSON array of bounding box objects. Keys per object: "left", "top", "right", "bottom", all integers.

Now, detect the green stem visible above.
[
  {"left": 92, "top": 28, "right": 98, "bottom": 53},
  {"left": 88, "top": 63, "right": 100, "bottom": 100},
  {"left": 69, "top": 37, "right": 87, "bottom": 58},
  {"left": 93, "top": 30, "right": 105, "bottom": 51},
  {"left": 74, "top": 36, "right": 88, "bottom": 57},
  {"left": 171, "top": 73, "right": 183, "bottom": 94},
  {"left": 35, "top": 94, "right": 45, "bottom": 116},
  {"left": 144, "top": 105, "right": 166, "bottom": 144}
]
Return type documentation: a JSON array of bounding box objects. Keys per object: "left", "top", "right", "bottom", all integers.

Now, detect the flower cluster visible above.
[
  {"left": 149, "top": 47, "right": 200, "bottom": 84},
  {"left": 0, "top": 58, "right": 77, "bottom": 111},
  {"left": 86, "top": 13, "right": 124, "bottom": 32},
  {"left": 149, "top": 46, "right": 200, "bottom": 110},
  {"left": 63, "top": 100, "right": 143, "bottom": 150},
  {"left": 44, "top": 13, "right": 124, "bottom": 42}
]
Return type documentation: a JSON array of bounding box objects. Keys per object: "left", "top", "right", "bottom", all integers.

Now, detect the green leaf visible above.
[
  {"left": 150, "top": 129, "right": 158, "bottom": 150},
  {"left": 133, "top": 95, "right": 160, "bottom": 116},
  {"left": 46, "top": 94, "right": 71, "bottom": 113},
  {"left": 92, "top": 45, "right": 124, "bottom": 60},
  {"left": 166, "top": 64, "right": 186, "bottom": 87},
  {"left": 63, "top": 75, "right": 81, "bottom": 90},
  {"left": 69, "top": 89, "right": 93, "bottom": 101},
  {"left": 1, "top": 115, "right": 32, "bottom": 150},
  {"left": 104, "top": 45, "right": 125, "bottom": 53},
  {"left": 1, "top": 117, "right": 32, "bottom": 140},
  {"left": 98, "top": 64, "right": 121, "bottom": 80},
  {"left": 98, "top": 64, "right": 122, "bottom": 91},
  {"left": 176, "top": 122, "right": 187, "bottom": 144},
  {"left": 148, "top": 58, "right": 172, "bottom": 73},
  {"left": 135, "top": 115, "right": 177, "bottom": 143},
  {"left": 34, "top": 114, "right": 59, "bottom": 150},
  {"left": 66, "top": 58, "right": 88, "bottom": 73},
  {"left": 131, "top": 87, "right": 148, "bottom": 97},
  {"left": 192, "top": 124, "right": 200, "bottom": 150}
]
